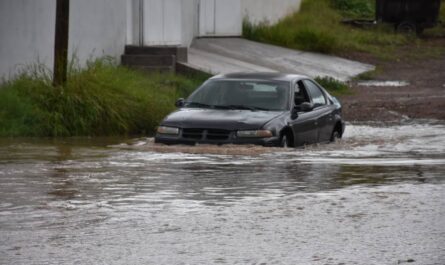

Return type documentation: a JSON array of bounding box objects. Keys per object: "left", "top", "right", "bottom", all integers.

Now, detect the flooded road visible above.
[{"left": 1, "top": 122, "right": 444, "bottom": 265}]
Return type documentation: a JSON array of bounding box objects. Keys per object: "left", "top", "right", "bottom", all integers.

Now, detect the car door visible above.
[
  {"left": 303, "top": 79, "right": 336, "bottom": 142},
  {"left": 289, "top": 80, "right": 318, "bottom": 146}
]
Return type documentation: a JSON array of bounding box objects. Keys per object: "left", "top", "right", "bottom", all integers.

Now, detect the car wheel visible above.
[
  {"left": 330, "top": 130, "right": 341, "bottom": 143},
  {"left": 280, "top": 134, "right": 289, "bottom": 148},
  {"left": 396, "top": 21, "right": 416, "bottom": 35}
]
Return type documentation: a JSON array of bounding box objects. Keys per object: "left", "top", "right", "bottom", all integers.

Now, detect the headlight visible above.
[
  {"left": 157, "top": 126, "right": 179, "bottom": 135},
  {"left": 237, "top": 130, "right": 273, "bottom": 138}
]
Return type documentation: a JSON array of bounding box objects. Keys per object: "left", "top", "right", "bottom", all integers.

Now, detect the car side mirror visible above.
[
  {"left": 291, "top": 107, "right": 299, "bottom": 119},
  {"left": 175, "top": 98, "right": 185, "bottom": 108},
  {"left": 300, "top": 102, "right": 314, "bottom": 112}
]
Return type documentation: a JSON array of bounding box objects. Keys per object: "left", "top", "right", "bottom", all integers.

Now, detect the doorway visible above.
[
  {"left": 199, "top": 0, "right": 242, "bottom": 37},
  {"left": 127, "top": 0, "right": 182, "bottom": 46}
]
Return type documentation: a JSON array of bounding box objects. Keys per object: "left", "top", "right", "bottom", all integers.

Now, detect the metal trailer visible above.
[{"left": 375, "top": 0, "right": 442, "bottom": 34}]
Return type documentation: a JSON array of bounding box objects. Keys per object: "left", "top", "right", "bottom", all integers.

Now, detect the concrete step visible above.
[
  {"left": 121, "top": 54, "right": 176, "bottom": 67},
  {"left": 124, "top": 45, "right": 187, "bottom": 62},
  {"left": 124, "top": 65, "right": 175, "bottom": 73},
  {"left": 176, "top": 62, "right": 210, "bottom": 76}
]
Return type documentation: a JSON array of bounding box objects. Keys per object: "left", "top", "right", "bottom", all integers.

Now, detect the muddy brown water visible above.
[{"left": 1, "top": 122, "right": 444, "bottom": 264}]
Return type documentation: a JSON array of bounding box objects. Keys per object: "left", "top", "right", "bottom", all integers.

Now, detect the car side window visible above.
[
  {"left": 303, "top": 80, "right": 327, "bottom": 106},
  {"left": 294, "top": 81, "right": 310, "bottom": 106}
]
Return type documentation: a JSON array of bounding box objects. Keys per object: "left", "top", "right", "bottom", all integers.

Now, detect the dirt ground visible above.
[{"left": 338, "top": 38, "right": 445, "bottom": 122}]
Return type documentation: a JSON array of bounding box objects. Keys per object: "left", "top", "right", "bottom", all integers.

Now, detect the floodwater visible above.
[
  {"left": 357, "top": 80, "right": 410, "bottom": 87},
  {"left": 0, "top": 122, "right": 444, "bottom": 265}
]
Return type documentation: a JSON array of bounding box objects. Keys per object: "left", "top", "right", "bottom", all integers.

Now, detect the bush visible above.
[
  {"left": 0, "top": 59, "right": 206, "bottom": 137},
  {"left": 293, "top": 28, "right": 338, "bottom": 54},
  {"left": 243, "top": 0, "right": 408, "bottom": 58},
  {"left": 315, "top": 76, "right": 350, "bottom": 96},
  {"left": 331, "top": 0, "right": 375, "bottom": 19}
]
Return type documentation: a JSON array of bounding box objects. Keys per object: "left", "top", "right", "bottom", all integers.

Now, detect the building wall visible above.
[
  {"left": 0, "top": 0, "right": 127, "bottom": 80},
  {"left": 0, "top": 0, "right": 302, "bottom": 80},
  {"left": 126, "top": 0, "right": 141, "bottom": 46},
  {"left": 0, "top": 0, "right": 55, "bottom": 80},
  {"left": 198, "top": 0, "right": 242, "bottom": 36},
  {"left": 69, "top": 0, "right": 127, "bottom": 65},
  {"left": 241, "top": 0, "right": 302, "bottom": 25},
  {"left": 181, "top": 0, "right": 199, "bottom": 47}
]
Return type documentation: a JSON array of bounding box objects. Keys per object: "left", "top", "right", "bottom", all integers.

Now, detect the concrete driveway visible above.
[{"left": 188, "top": 38, "right": 374, "bottom": 81}]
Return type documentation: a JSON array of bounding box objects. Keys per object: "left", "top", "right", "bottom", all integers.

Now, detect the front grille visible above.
[
  {"left": 182, "top": 128, "right": 204, "bottom": 139},
  {"left": 206, "top": 129, "right": 230, "bottom": 140},
  {"left": 182, "top": 128, "right": 231, "bottom": 141}
]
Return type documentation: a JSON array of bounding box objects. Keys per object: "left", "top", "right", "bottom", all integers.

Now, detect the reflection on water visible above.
[
  {"left": 357, "top": 80, "right": 410, "bottom": 87},
  {"left": 0, "top": 123, "right": 444, "bottom": 264}
]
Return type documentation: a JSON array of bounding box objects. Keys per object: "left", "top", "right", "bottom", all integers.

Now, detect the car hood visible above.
[{"left": 161, "top": 108, "right": 286, "bottom": 130}]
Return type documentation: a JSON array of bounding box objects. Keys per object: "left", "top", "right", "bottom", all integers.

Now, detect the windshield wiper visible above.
[
  {"left": 185, "top": 102, "right": 213, "bottom": 108},
  {"left": 185, "top": 102, "right": 269, "bottom": 111},
  {"left": 226, "top": 105, "right": 269, "bottom": 111},
  {"left": 212, "top": 105, "right": 232, "bottom": 109}
]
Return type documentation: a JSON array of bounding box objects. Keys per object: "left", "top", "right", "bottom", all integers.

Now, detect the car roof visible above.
[{"left": 210, "top": 72, "right": 309, "bottom": 82}]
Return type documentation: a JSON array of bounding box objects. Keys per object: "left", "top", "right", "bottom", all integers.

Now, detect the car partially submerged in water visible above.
[{"left": 155, "top": 72, "right": 345, "bottom": 147}]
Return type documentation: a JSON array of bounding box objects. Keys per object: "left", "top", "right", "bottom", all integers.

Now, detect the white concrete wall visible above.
[
  {"left": 127, "top": 0, "right": 188, "bottom": 46},
  {"left": 181, "top": 0, "right": 199, "bottom": 47},
  {"left": 142, "top": 0, "right": 182, "bottom": 46},
  {"left": 199, "top": 0, "right": 242, "bottom": 36},
  {"left": 0, "top": 0, "right": 55, "bottom": 80},
  {"left": 126, "top": 0, "right": 136, "bottom": 45},
  {"left": 69, "top": 0, "right": 127, "bottom": 65},
  {"left": 0, "top": 0, "right": 127, "bottom": 80},
  {"left": 214, "top": 0, "right": 242, "bottom": 36},
  {"left": 241, "top": 0, "right": 302, "bottom": 25},
  {"left": 0, "top": 0, "right": 303, "bottom": 80}
]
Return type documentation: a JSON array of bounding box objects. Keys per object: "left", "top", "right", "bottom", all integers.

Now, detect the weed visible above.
[
  {"left": 0, "top": 58, "right": 205, "bottom": 137},
  {"left": 315, "top": 76, "right": 351, "bottom": 96},
  {"left": 243, "top": 0, "right": 444, "bottom": 59},
  {"left": 423, "top": 0, "right": 445, "bottom": 37},
  {"left": 331, "top": 0, "right": 375, "bottom": 19},
  {"left": 353, "top": 67, "right": 382, "bottom": 80}
]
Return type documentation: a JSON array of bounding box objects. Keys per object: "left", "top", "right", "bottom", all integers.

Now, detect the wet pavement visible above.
[
  {"left": 189, "top": 38, "right": 374, "bottom": 81},
  {"left": 0, "top": 122, "right": 444, "bottom": 264},
  {"left": 357, "top": 80, "right": 410, "bottom": 87}
]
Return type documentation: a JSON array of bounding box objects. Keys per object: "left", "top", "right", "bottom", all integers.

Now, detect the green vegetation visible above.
[
  {"left": 0, "top": 59, "right": 206, "bottom": 137},
  {"left": 332, "top": 0, "right": 374, "bottom": 19},
  {"left": 243, "top": 0, "right": 445, "bottom": 58},
  {"left": 353, "top": 67, "right": 382, "bottom": 81},
  {"left": 424, "top": 0, "right": 445, "bottom": 37},
  {"left": 315, "top": 76, "right": 350, "bottom": 96}
]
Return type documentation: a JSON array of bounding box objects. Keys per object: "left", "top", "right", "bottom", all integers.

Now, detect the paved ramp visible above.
[
  {"left": 188, "top": 48, "right": 275, "bottom": 74},
  {"left": 188, "top": 38, "right": 374, "bottom": 81}
]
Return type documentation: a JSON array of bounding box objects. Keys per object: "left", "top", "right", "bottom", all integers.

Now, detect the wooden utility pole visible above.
[{"left": 53, "top": 0, "right": 70, "bottom": 86}]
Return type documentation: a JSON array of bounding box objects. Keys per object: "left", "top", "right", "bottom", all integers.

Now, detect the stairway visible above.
[{"left": 121, "top": 45, "right": 188, "bottom": 73}]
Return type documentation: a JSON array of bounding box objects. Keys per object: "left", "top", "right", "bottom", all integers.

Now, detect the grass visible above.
[
  {"left": 315, "top": 76, "right": 351, "bottom": 96},
  {"left": 423, "top": 0, "right": 445, "bottom": 37},
  {"left": 243, "top": 0, "right": 445, "bottom": 59},
  {"left": 0, "top": 58, "right": 207, "bottom": 137},
  {"left": 332, "top": 0, "right": 375, "bottom": 19}
]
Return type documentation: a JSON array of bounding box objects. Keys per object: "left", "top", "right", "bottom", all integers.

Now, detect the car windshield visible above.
[{"left": 185, "top": 79, "right": 290, "bottom": 111}]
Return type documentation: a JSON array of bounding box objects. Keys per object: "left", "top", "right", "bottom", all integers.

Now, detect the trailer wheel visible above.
[
  {"left": 396, "top": 21, "right": 417, "bottom": 35},
  {"left": 416, "top": 27, "right": 424, "bottom": 36}
]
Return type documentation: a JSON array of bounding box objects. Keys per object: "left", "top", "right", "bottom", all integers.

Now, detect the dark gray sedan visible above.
[{"left": 155, "top": 72, "right": 345, "bottom": 147}]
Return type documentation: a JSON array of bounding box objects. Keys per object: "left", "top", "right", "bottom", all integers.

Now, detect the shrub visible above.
[
  {"left": 293, "top": 28, "right": 338, "bottom": 53},
  {"left": 331, "top": 0, "right": 375, "bottom": 19},
  {"left": 0, "top": 58, "right": 206, "bottom": 137},
  {"left": 243, "top": 0, "right": 408, "bottom": 58},
  {"left": 315, "top": 76, "right": 350, "bottom": 96}
]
